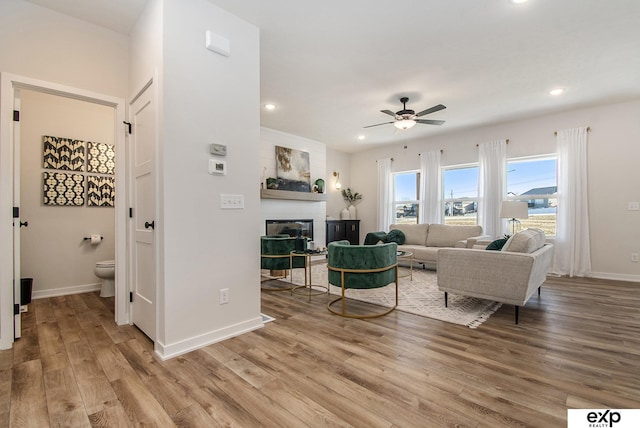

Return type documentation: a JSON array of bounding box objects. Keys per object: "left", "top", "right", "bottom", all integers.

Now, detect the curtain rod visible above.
[
  {"left": 418, "top": 150, "right": 444, "bottom": 156},
  {"left": 375, "top": 158, "right": 394, "bottom": 162},
  {"left": 476, "top": 139, "right": 509, "bottom": 147},
  {"left": 554, "top": 127, "right": 591, "bottom": 136}
]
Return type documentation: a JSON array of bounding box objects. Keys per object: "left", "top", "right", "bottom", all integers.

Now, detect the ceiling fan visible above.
[{"left": 364, "top": 97, "right": 446, "bottom": 130}]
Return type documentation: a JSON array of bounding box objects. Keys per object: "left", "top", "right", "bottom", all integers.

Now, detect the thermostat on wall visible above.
[{"left": 209, "top": 159, "right": 227, "bottom": 175}]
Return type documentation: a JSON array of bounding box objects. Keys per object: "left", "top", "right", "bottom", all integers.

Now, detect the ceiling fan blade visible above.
[
  {"left": 380, "top": 110, "right": 397, "bottom": 117},
  {"left": 363, "top": 121, "right": 395, "bottom": 128},
  {"left": 415, "top": 104, "right": 446, "bottom": 117},
  {"left": 416, "top": 119, "right": 445, "bottom": 126}
]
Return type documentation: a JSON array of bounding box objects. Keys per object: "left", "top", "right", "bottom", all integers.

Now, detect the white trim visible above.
[
  {"left": 590, "top": 272, "right": 640, "bottom": 283},
  {"left": 33, "top": 283, "right": 102, "bottom": 299},
  {"left": 153, "top": 317, "right": 264, "bottom": 360},
  {"left": 0, "top": 73, "right": 128, "bottom": 350}
]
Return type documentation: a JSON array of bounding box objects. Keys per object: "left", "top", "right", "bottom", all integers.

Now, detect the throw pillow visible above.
[
  {"left": 486, "top": 238, "right": 508, "bottom": 251},
  {"left": 385, "top": 229, "right": 406, "bottom": 245}
]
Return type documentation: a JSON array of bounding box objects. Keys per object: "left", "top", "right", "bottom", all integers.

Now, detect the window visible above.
[
  {"left": 442, "top": 165, "right": 478, "bottom": 225},
  {"left": 506, "top": 156, "right": 557, "bottom": 236},
  {"left": 393, "top": 171, "right": 420, "bottom": 224}
]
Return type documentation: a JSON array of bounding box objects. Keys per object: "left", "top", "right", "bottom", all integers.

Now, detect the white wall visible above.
[
  {"left": 260, "top": 127, "right": 327, "bottom": 245},
  {"left": 20, "top": 89, "right": 115, "bottom": 296},
  {"left": 157, "top": 0, "right": 261, "bottom": 358},
  {"left": 0, "top": 0, "right": 129, "bottom": 98},
  {"left": 350, "top": 99, "right": 640, "bottom": 281}
]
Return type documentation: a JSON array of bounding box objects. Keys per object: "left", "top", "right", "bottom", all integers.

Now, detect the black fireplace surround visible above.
[{"left": 266, "top": 219, "right": 314, "bottom": 241}]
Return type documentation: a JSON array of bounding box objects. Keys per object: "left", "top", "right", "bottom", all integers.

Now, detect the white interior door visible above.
[
  {"left": 12, "top": 89, "right": 22, "bottom": 339},
  {"left": 129, "top": 81, "right": 156, "bottom": 340}
]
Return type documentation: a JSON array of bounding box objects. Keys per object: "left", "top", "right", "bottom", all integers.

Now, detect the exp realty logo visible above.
[{"left": 568, "top": 409, "right": 640, "bottom": 428}]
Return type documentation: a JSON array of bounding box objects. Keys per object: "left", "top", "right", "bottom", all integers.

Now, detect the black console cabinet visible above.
[{"left": 326, "top": 220, "right": 360, "bottom": 245}]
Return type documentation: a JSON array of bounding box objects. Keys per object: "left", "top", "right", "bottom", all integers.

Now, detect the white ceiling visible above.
[{"left": 26, "top": 0, "right": 640, "bottom": 153}]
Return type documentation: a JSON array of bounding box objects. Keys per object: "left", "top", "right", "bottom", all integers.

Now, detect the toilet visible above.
[{"left": 94, "top": 260, "right": 115, "bottom": 297}]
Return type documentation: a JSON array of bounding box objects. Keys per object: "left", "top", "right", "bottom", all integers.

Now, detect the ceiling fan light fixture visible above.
[{"left": 394, "top": 119, "right": 416, "bottom": 130}]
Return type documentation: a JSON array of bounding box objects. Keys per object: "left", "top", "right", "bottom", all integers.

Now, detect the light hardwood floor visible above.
[{"left": 1, "top": 275, "right": 639, "bottom": 427}]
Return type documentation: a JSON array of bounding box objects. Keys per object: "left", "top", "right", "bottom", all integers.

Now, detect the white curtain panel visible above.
[
  {"left": 377, "top": 158, "right": 393, "bottom": 231},
  {"left": 419, "top": 150, "right": 442, "bottom": 224},
  {"left": 554, "top": 127, "right": 591, "bottom": 277},
  {"left": 477, "top": 140, "right": 507, "bottom": 238}
]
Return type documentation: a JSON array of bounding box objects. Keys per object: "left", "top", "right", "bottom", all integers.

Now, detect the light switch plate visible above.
[
  {"left": 628, "top": 201, "right": 639, "bottom": 211},
  {"left": 220, "top": 194, "right": 244, "bottom": 209}
]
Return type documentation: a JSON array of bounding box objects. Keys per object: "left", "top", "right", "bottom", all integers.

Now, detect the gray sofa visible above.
[
  {"left": 389, "top": 223, "right": 489, "bottom": 269},
  {"left": 437, "top": 228, "right": 554, "bottom": 324}
]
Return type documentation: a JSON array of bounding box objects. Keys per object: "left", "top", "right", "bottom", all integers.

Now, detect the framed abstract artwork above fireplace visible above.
[{"left": 275, "top": 145, "right": 311, "bottom": 192}]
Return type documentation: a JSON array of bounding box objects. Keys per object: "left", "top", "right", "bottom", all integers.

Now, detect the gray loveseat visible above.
[
  {"left": 389, "top": 223, "right": 489, "bottom": 269},
  {"left": 437, "top": 228, "right": 554, "bottom": 324}
]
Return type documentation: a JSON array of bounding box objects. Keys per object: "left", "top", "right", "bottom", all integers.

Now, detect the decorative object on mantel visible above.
[
  {"left": 342, "top": 188, "right": 362, "bottom": 220},
  {"left": 314, "top": 178, "right": 325, "bottom": 193},
  {"left": 275, "top": 145, "right": 311, "bottom": 192},
  {"left": 266, "top": 177, "right": 277, "bottom": 189}
]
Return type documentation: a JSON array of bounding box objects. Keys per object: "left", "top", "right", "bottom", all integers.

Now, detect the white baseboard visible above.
[
  {"left": 590, "top": 271, "right": 640, "bottom": 283},
  {"left": 33, "top": 283, "right": 101, "bottom": 299},
  {"left": 154, "top": 315, "right": 264, "bottom": 360}
]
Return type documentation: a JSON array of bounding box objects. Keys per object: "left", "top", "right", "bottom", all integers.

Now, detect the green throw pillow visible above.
[
  {"left": 386, "top": 229, "right": 406, "bottom": 245},
  {"left": 486, "top": 238, "right": 508, "bottom": 251}
]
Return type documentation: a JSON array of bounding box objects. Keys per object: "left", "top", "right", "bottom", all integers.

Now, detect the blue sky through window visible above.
[{"left": 395, "top": 158, "right": 557, "bottom": 202}]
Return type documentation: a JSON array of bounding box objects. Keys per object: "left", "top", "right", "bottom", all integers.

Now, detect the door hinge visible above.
[
  {"left": 129, "top": 292, "right": 133, "bottom": 302},
  {"left": 129, "top": 207, "right": 133, "bottom": 218},
  {"left": 13, "top": 207, "right": 19, "bottom": 218},
  {"left": 14, "top": 304, "right": 20, "bottom": 315},
  {"left": 13, "top": 110, "right": 19, "bottom": 122}
]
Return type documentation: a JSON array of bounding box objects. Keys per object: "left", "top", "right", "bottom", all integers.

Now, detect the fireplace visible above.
[{"left": 266, "top": 219, "right": 314, "bottom": 240}]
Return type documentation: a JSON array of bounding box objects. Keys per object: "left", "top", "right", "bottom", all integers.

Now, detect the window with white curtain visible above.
[
  {"left": 393, "top": 171, "right": 420, "bottom": 224},
  {"left": 506, "top": 155, "right": 558, "bottom": 237},
  {"left": 442, "top": 164, "right": 478, "bottom": 225}
]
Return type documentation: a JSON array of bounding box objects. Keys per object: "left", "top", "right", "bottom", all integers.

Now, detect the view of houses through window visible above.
[
  {"left": 393, "top": 171, "right": 420, "bottom": 224},
  {"left": 442, "top": 165, "right": 478, "bottom": 226},
  {"left": 392, "top": 155, "right": 557, "bottom": 235}
]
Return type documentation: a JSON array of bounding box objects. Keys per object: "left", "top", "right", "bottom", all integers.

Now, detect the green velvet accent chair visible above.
[
  {"left": 327, "top": 240, "right": 398, "bottom": 318},
  {"left": 260, "top": 235, "right": 307, "bottom": 291}
]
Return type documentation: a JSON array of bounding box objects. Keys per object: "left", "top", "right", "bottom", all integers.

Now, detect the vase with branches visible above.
[
  {"left": 341, "top": 188, "right": 362, "bottom": 204},
  {"left": 341, "top": 188, "right": 362, "bottom": 220}
]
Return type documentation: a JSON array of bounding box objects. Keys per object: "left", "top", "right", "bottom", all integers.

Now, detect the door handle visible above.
[
  {"left": 144, "top": 221, "right": 155, "bottom": 230},
  {"left": 20, "top": 221, "right": 28, "bottom": 228}
]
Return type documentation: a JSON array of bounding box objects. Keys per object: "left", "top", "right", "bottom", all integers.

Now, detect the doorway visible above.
[
  {"left": 19, "top": 89, "right": 116, "bottom": 305},
  {"left": 0, "top": 73, "right": 127, "bottom": 349}
]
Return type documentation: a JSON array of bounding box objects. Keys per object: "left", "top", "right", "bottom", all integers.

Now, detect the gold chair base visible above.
[{"left": 327, "top": 295, "right": 397, "bottom": 319}]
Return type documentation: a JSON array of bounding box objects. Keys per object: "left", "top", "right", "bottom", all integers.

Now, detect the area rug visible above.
[{"left": 281, "top": 264, "right": 502, "bottom": 328}]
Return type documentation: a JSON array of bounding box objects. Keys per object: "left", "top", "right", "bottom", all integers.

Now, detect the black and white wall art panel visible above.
[
  {"left": 87, "top": 142, "right": 115, "bottom": 175},
  {"left": 43, "top": 172, "right": 85, "bottom": 206},
  {"left": 87, "top": 175, "right": 115, "bottom": 207},
  {"left": 42, "top": 135, "right": 85, "bottom": 171}
]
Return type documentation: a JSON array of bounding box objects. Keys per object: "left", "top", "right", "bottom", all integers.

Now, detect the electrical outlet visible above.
[
  {"left": 219, "top": 288, "right": 229, "bottom": 304},
  {"left": 632, "top": 253, "right": 639, "bottom": 263},
  {"left": 628, "top": 202, "right": 640, "bottom": 211}
]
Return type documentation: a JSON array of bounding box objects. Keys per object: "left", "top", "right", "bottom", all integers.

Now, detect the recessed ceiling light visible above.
[
  {"left": 264, "top": 103, "right": 276, "bottom": 110},
  {"left": 549, "top": 88, "right": 565, "bottom": 96},
  {"left": 510, "top": 0, "right": 529, "bottom": 4},
  {"left": 357, "top": 135, "right": 366, "bottom": 140}
]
